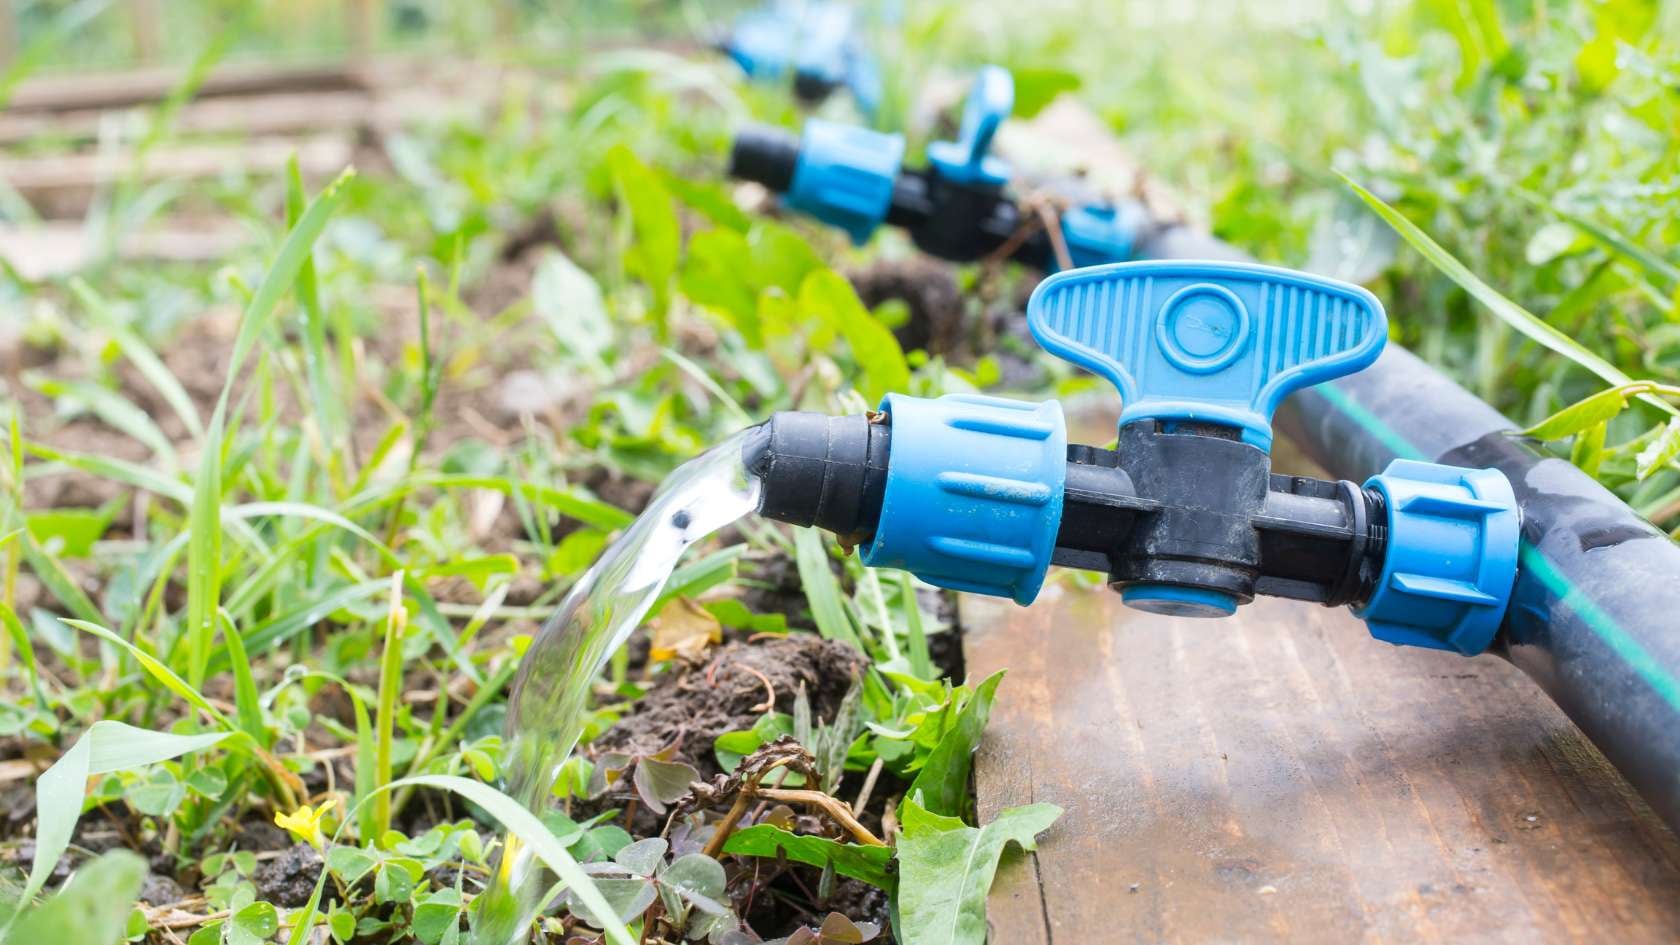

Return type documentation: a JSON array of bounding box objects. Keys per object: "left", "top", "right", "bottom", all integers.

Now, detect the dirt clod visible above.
[
  {"left": 252, "top": 843, "right": 324, "bottom": 908},
  {"left": 139, "top": 872, "right": 185, "bottom": 906},
  {"left": 591, "top": 635, "right": 866, "bottom": 780},
  {"left": 850, "top": 259, "right": 964, "bottom": 357}
]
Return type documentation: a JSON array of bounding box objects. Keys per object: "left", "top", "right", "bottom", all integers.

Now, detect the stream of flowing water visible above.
[{"left": 470, "top": 430, "right": 763, "bottom": 944}]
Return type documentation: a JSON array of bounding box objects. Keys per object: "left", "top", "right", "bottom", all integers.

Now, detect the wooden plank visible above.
[
  {"left": 4, "top": 61, "right": 369, "bottom": 113},
  {"left": 0, "top": 135, "right": 353, "bottom": 218},
  {"left": 965, "top": 534, "right": 1680, "bottom": 943}
]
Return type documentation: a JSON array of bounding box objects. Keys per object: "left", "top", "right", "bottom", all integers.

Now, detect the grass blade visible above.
[
  {"left": 1343, "top": 177, "right": 1677, "bottom": 418},
  {"left": 186, "top": 167, "right": 355, "bottom": 688},
  {"left": 1, "top": 721, "right": 228, "bottom": 939},
  {"left": 795, "top": 530, "right": 863, "bottom": 652},
  {"left": 68, "top": 278, "right": 203, "bottom": 440},
  {"left": 372, "top": 572, "right": 407, "bottom": 838}
]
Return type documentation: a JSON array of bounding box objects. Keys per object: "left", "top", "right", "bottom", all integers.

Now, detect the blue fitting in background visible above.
[
  {"left": 1356, "top": 460, "right": 1521, "bottom": 655},
  {"left": 1028, "top": 260, "right": 1388, "bottom": 451},
  {"left": 1057, "top": 202, "right": 1145, "bottom": 270},
  {"left": 786, "top": 120, "right": 905, "bottom": 244},
  {"left": 861, "top": 393, "right": 1066, "bottom": 605},
  {"left": 722, "top": 0, "right": 879, "bottom": 115},
  {"left": 926, "top": 65, "right": 1015, "bottom": 189}
]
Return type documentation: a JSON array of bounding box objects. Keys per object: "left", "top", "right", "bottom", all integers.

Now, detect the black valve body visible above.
[
  {"left": 747, "top": 410, "right": 1387, "bottom": 611},
  {"left": 727, "top": 124, "right": 1071, "bottom": 270}
]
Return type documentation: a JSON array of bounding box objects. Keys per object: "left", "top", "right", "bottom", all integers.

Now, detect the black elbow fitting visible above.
[
  {"left": 742, "top": 412, "right": 890, "bottom": 545},
  {"left": 728, "top": 124, "right": 801, "bottom": 194}
]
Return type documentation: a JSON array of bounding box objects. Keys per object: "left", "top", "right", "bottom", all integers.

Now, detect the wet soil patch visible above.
[{"left": 591, "top": 634, "right": 866, "bottom": 781}]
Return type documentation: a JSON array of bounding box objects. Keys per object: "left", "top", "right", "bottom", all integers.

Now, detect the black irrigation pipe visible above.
[{"left": 1131, "top": 223, "right": 1680, "bottom": 836}]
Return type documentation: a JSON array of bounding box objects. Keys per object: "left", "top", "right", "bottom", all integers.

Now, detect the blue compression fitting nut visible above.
[
  {"left": 1057, "top": 202, "right": 1145, "bottom": 270},
  {"left": 861, "top": 393, "right": 1066, "bottom": 605},
  {"left": 1027, "top": 260, "right": 1388, "bottom": 451},
  {"left": 786, "top": 119, "right": 905, "bottom": 244},
  {"left": 1355, "top": 460, "right": 1520, "bottom": 655},
  {"left": 926, "top": 64, "right": 1015, "bottom": 189}
]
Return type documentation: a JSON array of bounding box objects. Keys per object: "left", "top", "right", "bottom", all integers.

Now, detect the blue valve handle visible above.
[
  {"left": 1027, "top": 260, "right": 1387, "bottom": 451},
  {"left": 926, "top": 64, "right": 1015, "bottom": 188}
]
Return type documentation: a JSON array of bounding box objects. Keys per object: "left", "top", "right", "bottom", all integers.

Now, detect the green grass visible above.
[{"left": 0, "top": 0, "right": 1676, "bottom": 942}]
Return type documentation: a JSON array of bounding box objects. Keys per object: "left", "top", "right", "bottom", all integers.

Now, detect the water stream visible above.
[{"left": 470, "top": 430, "right": 763, "bottom": 944}]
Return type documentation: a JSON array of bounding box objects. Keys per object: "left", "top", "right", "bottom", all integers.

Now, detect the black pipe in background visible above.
[{"left": 1134, "top": 223, "right": 1680, "bottom": 836}]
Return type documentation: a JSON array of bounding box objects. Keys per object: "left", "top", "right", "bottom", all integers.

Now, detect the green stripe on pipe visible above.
[{"left": 1316, "top": 380, "right": 1680, "bottom": 712}]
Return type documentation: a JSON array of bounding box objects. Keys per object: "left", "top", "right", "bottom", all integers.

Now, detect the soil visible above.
[
  {"left": 590, "top": 635, "right": 866, "bottom": 780},
  {"left": 849, "top": 258, "right": 965, "bottom": 357},
  {"left": 253, "top": 842, "right": 326, "bottom": 908}
]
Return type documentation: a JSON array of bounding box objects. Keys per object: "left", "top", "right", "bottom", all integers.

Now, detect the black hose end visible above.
[
  {"left": 729, "top": 124, "right": 801, "bottom": 193},
  {"left": 743, "top": 412, "right": 890, "bottom": 544}
]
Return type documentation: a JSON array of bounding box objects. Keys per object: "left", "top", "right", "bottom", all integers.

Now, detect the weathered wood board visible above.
[{"left": 964, "top": 556, "right": 1680, "bottom": 943}]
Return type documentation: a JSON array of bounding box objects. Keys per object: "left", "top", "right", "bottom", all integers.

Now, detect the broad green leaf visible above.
[
  {"left": 714, "top": 712, "right": 795, "bottom": 773},
  {"left": 6, "top": 849, "right": 145, "bottom": 945},
  {"left": 1344, "top": 178, "right": 1675, "bottom": 418},
  {"left": 795, "top": 530, "right": 862, "bottom": 650},
  {"left": 1009, "top": 67, "right": 1081, "bottom": 117},
  {"left": 608, "top": 145, "right": 680, "bottom": 318},
  {"left": 1575, "top": 0, "right": 1659, "bottom": 92},
  {"left": 124, "top": 767, "right": 185, "bottom": 817},
  {"left": 798, "top": 270, "right": 911, "bottom": 405},
  {"left": 533, "top": 249, "right": 613, "bottom": 372},
  {"left": 614, "top": 837, "right": 668, "bottom": 876},
  {"left": 24, "top": 506, "right": 114, "bottom": 558},
  {"left": 680, "top": 229, "right": 760, "bottom": 342},
  {"left": 1521, "top": 384, "right": 1647, "bottom": 440},
  {"left": 1572, "top": 421, "right": 1609, "bottom": 478},
  {"left": 325, "top": 846, "right": 378, "bottom": 885},
  {"left": 412, "top": 888, "right": 465, "bottom": 945},
  {"left": 660, "top": 170, "right": 752, "bottom": 231},
  {"left": 906, "top": 671, "right": 1005, "bottom": 818},
  {"left": 4, "top": 722, "right": 228, "bottom": 939},
  {"left": 894, "top": 799, "right": 1061, "bottom": 945},
  {"left": 633, "top": 758, "right": 700, "bottom": 813},
  {"left": 723, "top": 824, "right": 895, "bottom": 890},
  {"left": 1637, "top": 418, "right": 1680, "bottom": 480},
  {"left": 226, "top": 901, "right": 279, "bottom": 945}
]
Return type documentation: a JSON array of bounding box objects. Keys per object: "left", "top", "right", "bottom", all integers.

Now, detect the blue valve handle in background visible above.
[
  {"left": 925, "top": 64, "right": 1014, "bottom": 188},
  {"left": 721, "top": 0, "right": 881, "bottom": 115},
  {"left": 767, "top": 64, "right": 1141, "bottom": 267},
  {"left": 860, "top": 260, "right": 1521, "bottom": 653}
]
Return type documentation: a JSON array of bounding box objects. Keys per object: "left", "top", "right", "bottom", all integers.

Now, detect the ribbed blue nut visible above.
[
  {"left": 1027, "top": 260, "right": 1387, "bottom": 451},
  {"left": 786, "top": 119, "right": 904, "bottom": 245},
  {"left": 860, "top": 393, "right": 1066, "bottom": 605},
  {"left": 1355, "top": 460, "right": 1520, "bottom": 656},
  {"left": 925, "top": 65, "right": 1014, "bottom": 189},
  {"left": 1057, "top": 202, "right": 1144, "bottom": 270}
]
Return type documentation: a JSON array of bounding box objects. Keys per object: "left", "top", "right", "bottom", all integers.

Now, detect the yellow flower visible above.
[{"left": 274, "top": 797, "right": 339, "bottom": 850}]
